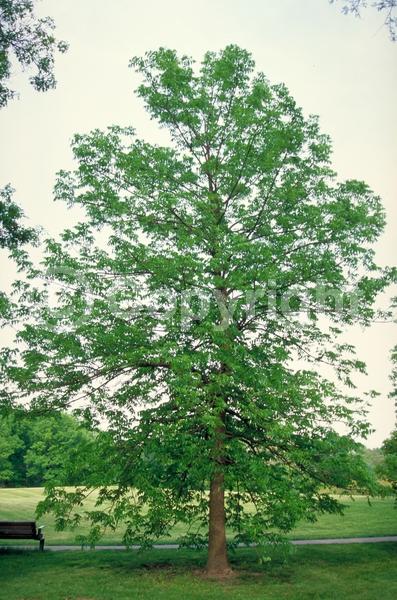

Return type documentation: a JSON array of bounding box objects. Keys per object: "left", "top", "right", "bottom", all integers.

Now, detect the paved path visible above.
[
  {"left": 291, "top": 536, "right": 397, "bottom": 545},
  {"left": 3, "top": 536, "right": 397, "bottom": 551}
]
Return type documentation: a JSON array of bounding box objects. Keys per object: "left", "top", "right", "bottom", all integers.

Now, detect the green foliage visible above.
[
  {"left": 379, "top": 430, "right": 397, "bottom": 494},
  {"left": 0, "top": 46, "right": 393, "bottom": 555},
  {"left": 0, "top": 415, "right": 23, "bottom": 482},
  {"left": 0, "top": 185, "right": 36, "bottom": 249},
  {"left": 0, "top": 410, "right": 95, "bottom": 486},
  {"left": 0, "top": 0, "right": 68, "bottom": 108}
]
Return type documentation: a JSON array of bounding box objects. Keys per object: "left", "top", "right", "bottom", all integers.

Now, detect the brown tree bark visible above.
[{"left": 206, "top": 422, "right": 232, "bottom": 578}]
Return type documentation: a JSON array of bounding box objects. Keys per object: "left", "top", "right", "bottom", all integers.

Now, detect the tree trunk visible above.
[{"left": 206, "top": 464, "right": 232, "bottom": 577}]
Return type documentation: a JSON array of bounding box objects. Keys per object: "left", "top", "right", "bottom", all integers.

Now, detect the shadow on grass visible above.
[{"left": 1, "top": 543, "right": 396, "bottom": 575}]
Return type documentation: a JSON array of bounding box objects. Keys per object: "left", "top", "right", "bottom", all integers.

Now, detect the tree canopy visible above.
[
  {"left": 0, "top": 45, "right": 394, "bottom": 577},
  {"left": 0, "top": 0, "right": 68, "bottom": 108}
]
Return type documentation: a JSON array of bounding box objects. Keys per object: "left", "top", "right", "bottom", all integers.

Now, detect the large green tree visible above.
[{"left": 0, "top": 46, "right": 393, "bottom": 577}]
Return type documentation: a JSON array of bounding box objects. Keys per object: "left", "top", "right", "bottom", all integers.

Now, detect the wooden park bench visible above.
[{"left": 0, "top": 521, "right": 45, "bottom": 550}]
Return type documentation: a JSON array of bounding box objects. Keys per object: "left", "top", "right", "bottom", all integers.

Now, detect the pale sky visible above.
[{"left": 0, "top": 0, "right": 396, "bottom": 447}]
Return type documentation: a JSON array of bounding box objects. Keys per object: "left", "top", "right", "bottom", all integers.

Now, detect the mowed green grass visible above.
[
  {"left": 0, "top": 487, "right": 396, "bottom": 546},
  {"left": 1, "top": 544, "right": 397, "bottom": 600}
]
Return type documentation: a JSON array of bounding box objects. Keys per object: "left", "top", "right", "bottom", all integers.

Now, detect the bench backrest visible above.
[{"left": 0, "top": 521, "right": 38, "bottom": 538}]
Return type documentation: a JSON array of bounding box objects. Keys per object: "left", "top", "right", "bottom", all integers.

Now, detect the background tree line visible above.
[
  {"left": 0, "top": 410, "right": 95, "bottom": 487},
  {"left": 1, "top": 406, "right": 395, "bottom": 490}
]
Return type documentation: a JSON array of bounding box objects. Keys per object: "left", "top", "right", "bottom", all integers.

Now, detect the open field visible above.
[
  {"left": 0, "top": 487, "right": 396, "bottom": 546},
  {"left": 1, "top": 544, "right": 397, "bottom": 600}
]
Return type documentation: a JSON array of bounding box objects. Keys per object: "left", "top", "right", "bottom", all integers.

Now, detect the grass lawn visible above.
[
  {"left": 0, "top": 487, "right": 396, "bottom": 546},
  {"left": 1, "top": 544, "right": 397, "bottom": 599}
]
